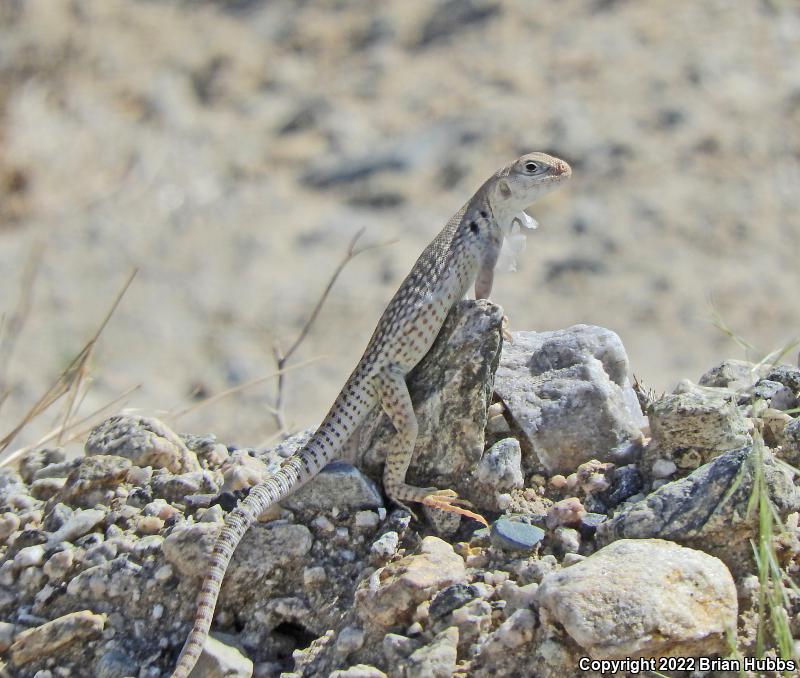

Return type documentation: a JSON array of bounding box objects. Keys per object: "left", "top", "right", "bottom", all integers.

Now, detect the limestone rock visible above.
[
  {"left": 494, "top": 325, "right": 644, "bottom": 475},
  {"left": 356, "top": 536, "right": 466, "bottom": 628},
  {"left": 10, "top": 610, "right": 106, "bottom": 666},
  {"left": 475, "top": 438, "right": 524, "bottom": 493},
  {"left": 537, "top": 539, "right": 737, "bottom": 660},
  {"left": 86, "top": 414, "right": 201, "bottom": 474}
]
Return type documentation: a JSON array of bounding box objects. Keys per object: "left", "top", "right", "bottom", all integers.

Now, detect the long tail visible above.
[{"left": 170, "top": 454, "right": 312, "bottom": 678}]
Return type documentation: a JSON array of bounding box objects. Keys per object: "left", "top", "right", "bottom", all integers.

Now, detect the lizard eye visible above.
[{"left": 524, "top": 161, "right": 540, "bottom": 173}]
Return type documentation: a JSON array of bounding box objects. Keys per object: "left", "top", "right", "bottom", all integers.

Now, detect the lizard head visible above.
[{"left": 491, "top": 152, "right": 572, "bottom": 217}]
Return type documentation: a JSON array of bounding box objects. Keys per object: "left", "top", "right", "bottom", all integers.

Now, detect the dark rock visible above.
[
  {"left": 596, "top": 444, "right": 800, "bottom": 573},
  {"left": 429, "top": 584, "right": 479, "bottom": 620},
  {"left": 577, "top": 513, "right": 607, "bottom": 540},
  {"left": 601, "top": 465, "right": 643, "bottom": 507},
  {"left": 416, "top": 0, "right": 501, "bottom": 48},
  {"left": 490, "top": 517, "right": 545, "bottom": 552}
]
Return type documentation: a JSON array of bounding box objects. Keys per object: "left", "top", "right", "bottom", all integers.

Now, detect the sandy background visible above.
[{"left": 0, "top": 0, "right": 798, "bottom": 452}]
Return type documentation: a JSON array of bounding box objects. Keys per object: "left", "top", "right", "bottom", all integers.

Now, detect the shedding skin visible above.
[{"left": 169, "top": 152, "right": 571, "bottom": 678}]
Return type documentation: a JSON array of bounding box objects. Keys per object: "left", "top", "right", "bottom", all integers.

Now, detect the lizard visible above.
[{"left": 169, "top": 151, "right": 571, "bottom": 677}]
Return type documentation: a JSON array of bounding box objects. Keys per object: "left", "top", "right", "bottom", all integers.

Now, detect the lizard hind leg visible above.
[{"left": 375, "top": 366, "right": 488, "bottom": 526}]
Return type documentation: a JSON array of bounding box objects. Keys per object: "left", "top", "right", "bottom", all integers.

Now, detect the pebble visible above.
[
  {"left": 199, "top": 504, "right": 223, "bottom": 524},
  {"left": 336, "top": 626, "right": 365, "bottom": 655},
  {"left": 490, "top": 517, "right": 545, "bottom": 551},
  {"left": 0, "top": 513, "right": 20, "bottom": 542},
  {"left": 545, "top": 497, "right": 586, "bottom": 529},
  {"left": 47, "top": 508, "right": 106, "bottom": 546},
  {"left": 370, "top": 531, "right": 399, "bottom": 560},
  {"left": 0, "top": 621, "right": 15, "bottom": 653},
  {"left": 154, "top": 564, "right": 174, "bottom": 582},
  {"left": 135, "top": 516, "right": 164, "bottom": 535},
  {"left": 31, "top": 477, "right": 67, "bottom": 500},
  {"left": 311, "top": 515, "right": 335, "bottom": 534},
  {"left": 14, "top": 544, "right": 45, "bottom": 569},
  {"left": 553, "top": 527, "right": 581, "bottom": 554},
  {"left": 652, "top": 459, "right": 677, "bottom": 479},
  {"left": 429, "top": 584, "right": 479, "bottom": 619},
  {"left": 548, "top": 474, "right": 567, "bottom": 490},
  {"left": 576, "top": 512, "right": 607, "bottom": 540},
  {"left": 354, "top": 510, "right": 380, "bottom": 530}
]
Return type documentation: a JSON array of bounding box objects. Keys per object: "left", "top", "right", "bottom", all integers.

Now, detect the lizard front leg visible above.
[{"left": 376, "top": 365, "right": 487, "bottom": 525}]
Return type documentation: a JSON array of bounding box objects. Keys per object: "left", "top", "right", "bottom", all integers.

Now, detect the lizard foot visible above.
[
  {"left": 421, "top": 489, "right": 488, "bottom": 526},
  {"left": 501, "top": 315, "right": 513, "bottom": 343}
]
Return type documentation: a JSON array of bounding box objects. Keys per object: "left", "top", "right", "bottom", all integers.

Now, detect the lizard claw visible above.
[{"left": 421, "top": 491, "right": 488, "bottom": 526}]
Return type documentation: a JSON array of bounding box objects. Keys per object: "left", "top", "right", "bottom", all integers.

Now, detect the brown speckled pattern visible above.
[{"left": 170, "top": 153, "right": 571, "bottom": 677}]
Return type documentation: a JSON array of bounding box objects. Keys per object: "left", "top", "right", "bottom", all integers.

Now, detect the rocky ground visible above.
[
  {"left": 0, "top": 304, "right": 798, "bottom": 677},
  {"left": 1, "top": 0, "right": 799, "bottom": 451}
]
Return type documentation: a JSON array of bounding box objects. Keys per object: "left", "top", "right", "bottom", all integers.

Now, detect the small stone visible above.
[
  {"left": 14, "top": 544, "right": 45, "bottom": 569},
  {"left": 370, "top": 531, "right": 399, "bottom": 560},
  {"left": 490, "top": 517, "right": 545, "bottom": 551},
  {"left": 483, "top": 608, "right": 536, "bottom": 651},
  {"left": 553, "top": 527, "right": 581, "bottom": 554},
  {"left": 354, "top": 510, "right": 380, "bottom": 530},
  {"left": 193, "top": 634, "right": 253, "bottom": 678},
  {"left": 403, "top": 627, "right": 458, "bottom": 678},
  {"left": 576, "top": 513, "right": 607, "bottom": 540},
  {"left": 199, "top": 504, "right": 223, "bottom": 523},
  {"left": 126, "top": 465, "right": 152, "bottom": 486},
  {"left": 602, "top": 465, "right": 644, "bottom": 506},
  {"left": 286, "top": 462, "right": 383, "bottom": 512},
  {"left": 546, "top": 498, "right": 586, "bottom": 529},
  {"left": 0, "top": 621, "right": 16, "bottom": 653},
  {"left": 476, "top": 438, "right": 524, "bottom": 491},
  {"left": 329, "top": 666, "right": 388, "bottom": 678},
  {"left": 135, "top": 516, "right": 164, "bottom": 536},
  {"left": 311, "top": 515, "right": 335, "bottom": 534},
  {"left": 46, "top": 508, "right": 106, "bottom": 546},
  {"left": 336, "top": 626, "right": 365, "bottom": 655},
  {"left": 562, "top": 553, "right": 586, "bottom": 567},
  {"left": 651, "top": 459, "right": 677, "bottom": 479},
  {"left": 30, "top": 477, "right": 67, "bottom": 500},
  {"left": 10, "top": 610, "right": 106, "bottom": 665},
  {"left": 356, "top": 537, "right": 466, "bottom": 628},
  {"left": 221, "top": 452, "right": 268, "bottom": 492},
  {"left": 43, "top": 547, "right": 75, "bottom": 582},
  {"left": 548, "top": 474, "right": 567, "bottom": 490},
  {"left": 0, "top": 513, "right": 20, "bottom": 543},
  {"left": 496, "top": 493, "right": 512, "bottom": 510},
  {"left": 429, "top": 584, "right": 479, "bottom": 620}
]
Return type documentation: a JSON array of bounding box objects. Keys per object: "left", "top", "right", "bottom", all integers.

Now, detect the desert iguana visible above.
[{"left": 170, "top": 152, "right": 571, "bottom": 677}]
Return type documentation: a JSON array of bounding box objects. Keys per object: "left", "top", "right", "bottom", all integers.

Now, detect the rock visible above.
[
  {"left": 647, "top": 383, "right": 751, "bottom": 466},
  {"left": 490, "top": 517, "right": 545, "bottom": 551},
  {"left": 765, "top": 364, "right": 800, "bottom": 393},
  {"left": 0, "top": 621, "right": 15, "bottom": 653},
  {"left": 85, "top": 415, "right": 200, "bottom": 473},
  {"left": 356, "top": 536, "right": 466, "bottom": 628},
  {"left": 545, "top": 498, "right": 585, "bottom": 530},
  {"left": 46, "top": 507, "right": 105, "bottom": 546},
  {"left": 58, "top": 455, "right": 132, "bottom": 507},
  {"left": 596, "top": 445, "right": 800, "bottom": 572},
  {"left": 782, "top": 418, "right": 800, "bottom": 466},
  {"left": 163, "top": 521, "right": 313, "bottom": 579},
  {"left": 698, "top": 359, "right": 761, "bottom": 388},
  {"left": 356, "top": 300, "right": 503, "bottom": 512},
  {"left": 329, "top": 666, "right": 388, "bottom": 678},
  {"left": 193, "top": 634, "right": 253, "bottom": 678},
  {"left": 18, "top": 448, "right": 66, "bottom": 484},
  {"left": 402, "top": 627, "right": 459, "bottom": 678},
  {"left": 429, "top": 584, "right": 479, "bottom": 620},
  {"left": 221, "top": 451, "right": 268, "bottom": 492},
  {"left": 335, "top": 626, "right": 365, "bottom": 655},
  {"left": 475, "top": 438, "right": 524, "bottom": 492},
  {"left": 0, "top": 513, "right": 20, "bottom": 543},
  {"left": 285, "top": 462, "right": 383, "bottom": 512},
  {"left": 600, "top": 464, "right": 643, "bottom": 507},
  {"left": 415, "top": 0, "right": 501, "bottom": 48},
  {"left": 480, "top": 608, "right": 537, "bottom": 654},
  {"left": 537, "top": 539, "right": 737, "bottom": 660},
  {"left": 494, "top": 325, "right": 644, "bottom": 475},
  {"left": 151, "top": 470, "right": 219, "bottom": 503},
  {"left": 10, "top": 610, "right": 106, "bottom": 666},
  {"left": 576, "top": 513, "right": 607, "bottom": 540}
]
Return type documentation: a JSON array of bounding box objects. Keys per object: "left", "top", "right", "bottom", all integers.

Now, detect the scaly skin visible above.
[{"left": 169, "top": 152, "right": 571, "bottom": 677}]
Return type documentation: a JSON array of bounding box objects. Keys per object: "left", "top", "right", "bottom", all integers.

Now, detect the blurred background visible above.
[{"left": 0, "top": 0, "right": 798, "bottom": 452}]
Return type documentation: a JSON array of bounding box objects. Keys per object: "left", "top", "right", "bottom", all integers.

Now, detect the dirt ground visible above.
[{"left": 0, "top": 0, "right": 798, "bottom": 452}]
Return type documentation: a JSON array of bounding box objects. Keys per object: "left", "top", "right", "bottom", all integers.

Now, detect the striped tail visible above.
[{"left": 170, "top": 454, "right": 313, "bottom": 678}]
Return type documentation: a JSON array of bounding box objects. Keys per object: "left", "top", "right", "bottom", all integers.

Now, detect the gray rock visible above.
[
  {"left": 285, "top": 461, "right": 383, "bottom": 512},
  {"left": 86, "top": 415, "right": 201, "bottom": 474},
  {"left": 402, "top": 627, "right": 459, "bottom": 678},
  {"left": 475, "top": 438, "right": 524, "bottom": 492},
  {"left": 647, "top": 381, "right": 752, "bottom": 469},
  {"left": 698, "top": 359, "right": 761, "bottom": 388},
  {"left": 782, "top": 418, "right": 800, "bottom": 466},
  {"left": 192, "top": 634, "right": 253, "bottom": 678},
  {"left": 46, "top": 508, "right": 106, "bottom": 546},
  {"left": 355, "top": 300, "right": 503, "bottom": 512},
  {"left": 95, "top": 648, "right": 136, "bottom": 678},
  {"left": 494, "top": 325, "right": 645, "bottom": 474},
  {"left": 429, "top": 584, "right": 479, "bottom": 620},
  {"left": 329, "top": 666, "right": 388, "bottom": 678},
  {"left": 490, "top": 517, "right": 545, "bottom": 552},
  {"left": 596, "top": 445, "right": 800, "bottom": 572},
  {"left": 537, "top": 539, "right": 737, "bottom": 661}
]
